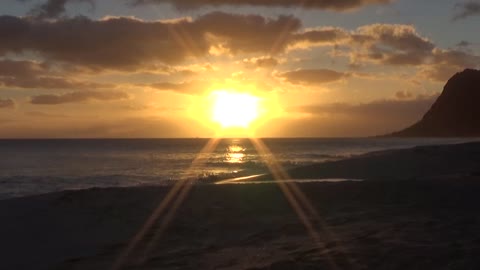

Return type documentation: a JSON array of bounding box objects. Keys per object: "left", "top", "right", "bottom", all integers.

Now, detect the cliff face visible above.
[{"left": 391, "top": 69, "right": 480, "bottom": 137}]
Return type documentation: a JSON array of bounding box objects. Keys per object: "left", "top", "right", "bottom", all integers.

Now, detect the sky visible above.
[{"left": 0, "top": 0, "right": 479, "bottom": 138}]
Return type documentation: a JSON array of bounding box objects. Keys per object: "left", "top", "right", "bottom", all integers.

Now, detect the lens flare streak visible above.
[
  {"left": 111, "top": 138, "right": 220, "bottom": 270},
  {"left": 249, "top": 138, "right": 354, "bottom": 270}
]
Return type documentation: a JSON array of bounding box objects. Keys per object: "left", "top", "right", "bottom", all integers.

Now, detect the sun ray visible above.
[
  {"left": 140, "top": 176, "right": 194, "bottom": 262},
  {"left": 269, "top": 0, "right": 309, "bottom": 55},
  {"left": 109, "top": 2, "right": 348, "bottom": 267},
  {"left": 168, "top": 23, "right": 205, "bottom": 60},
  {"left": 112, "top": 135, "right": 354, "bottom": 270},
  {"left": 111, "top": 138, "right": 221, "bottom": 270},
  {"left": 249, "top": 138, "right": 355, "bottom": 270}
]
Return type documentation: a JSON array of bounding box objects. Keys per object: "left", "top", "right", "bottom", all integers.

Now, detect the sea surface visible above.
[{"left": 0, "top": 138, "right": 475, "bottom": 199}]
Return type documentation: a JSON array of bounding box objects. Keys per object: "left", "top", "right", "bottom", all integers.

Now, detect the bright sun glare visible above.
[{"left": 211, "top": 90, "right": 260, "bottom": 128}]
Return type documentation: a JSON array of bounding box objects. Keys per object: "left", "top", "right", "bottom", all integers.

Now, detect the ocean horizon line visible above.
[{"left": 2, "top": 136, "right": 474, "bottom": 140}]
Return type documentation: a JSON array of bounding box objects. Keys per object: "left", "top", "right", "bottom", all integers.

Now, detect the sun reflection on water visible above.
[{"left": 225, "top": 144, "right": 246, "bottom": 163}]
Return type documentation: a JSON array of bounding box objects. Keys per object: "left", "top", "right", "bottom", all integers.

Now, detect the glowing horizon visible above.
[{"left": 0, "top": 1, "right": 479, "bottom": 138}]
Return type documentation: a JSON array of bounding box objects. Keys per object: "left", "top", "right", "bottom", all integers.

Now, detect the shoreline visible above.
[
  {"left": 1, "top": 141, "right": 480, "bottom": 269},
  {"left": 247, "top": 140, "right": 480, "bottom": 182},
  {"left": 1, "top": 140, "right": 479, "bottom": 201}
]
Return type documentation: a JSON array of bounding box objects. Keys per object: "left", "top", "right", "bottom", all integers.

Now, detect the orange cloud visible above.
[
  {"left": 30, "top": 90, "right": 130, "bottom": 105},
  {"left": 243, "top": 57, "right": 279, "bottom": 69}
]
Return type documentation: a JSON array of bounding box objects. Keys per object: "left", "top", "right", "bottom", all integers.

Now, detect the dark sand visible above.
[{"left": 1, "top": 142, "right": 480, "bottom": 270}]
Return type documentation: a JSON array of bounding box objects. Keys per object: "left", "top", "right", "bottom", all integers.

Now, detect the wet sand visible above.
[{"left": 1, "top": 142, "right": 480, "bottom": 270}]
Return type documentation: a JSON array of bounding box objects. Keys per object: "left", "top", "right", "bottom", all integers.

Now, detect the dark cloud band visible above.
[
  {"left": 453, "top": 1, "right": 480, "bottom": 21},
  {"left": 0, "top": 13, "right": 299, "bottom": 70},
  {"left": 28, "top": 0, "right": 95, "bottom": 19},
  {"left": 133, "top": 0, "right": 393, "bottom": 11}
]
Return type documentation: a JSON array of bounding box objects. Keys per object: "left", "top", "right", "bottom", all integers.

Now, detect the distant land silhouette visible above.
[{"left": 389, "top": 69, "right": 480, "bottom": 137}]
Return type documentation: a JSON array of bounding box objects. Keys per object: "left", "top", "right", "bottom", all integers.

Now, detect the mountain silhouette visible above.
[{"left": 390, "top": 69, "right": 480, "bottom": 137}]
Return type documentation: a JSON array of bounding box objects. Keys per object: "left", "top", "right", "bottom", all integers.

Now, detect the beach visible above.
[{"left": 1, "top": 141, "right": 480, "bottom": 269}]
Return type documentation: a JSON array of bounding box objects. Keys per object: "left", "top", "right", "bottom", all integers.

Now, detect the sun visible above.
[{"left": 211, "top": 90, "right": 260, "bottom": 128}]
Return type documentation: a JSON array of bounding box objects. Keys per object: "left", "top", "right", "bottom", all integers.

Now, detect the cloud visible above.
[
  {"left": 30, "top": 90, "right": 130, "bottom": 104},
  {"left": 133, "top": 0, "right": 394, "bottom": 11},
  {"left": 0, "top": 59, "right": 112, "bottom": 89},
  {"left": 351, "top": 24, "right": 435, "bottom": 66},
  {"left": 0, "top": 12, "right": 300, "bottom": 70},
  {"left": 332, "top": 24, "right": 480, "bottom": 75},
  {"left": 243, "top": 57, "right": 279, "bottom": 69},
  {"left": 281, "top": 23, "right": 446, "bottom": 68},
  {"left": 0, "top": 59, "right": 45, "bottom": 77},
  {"left": 288, "top": 24, "right": 479, "bottom": 74},
  {"left": 0, "top": 15, "right": 207, "bottom": 70},
  {"left": 4, "top": 14, "right": 471, "bottom": 76},
  {"left": 0, "top": 98, "right": 15, "bottom": 109},
  {"left": 419, "top": 49, "right": 480, "bottom": 81},
  {"left": 28, "top": 0, "right": 94, "bottom": 19},
  {"left": 291, "top": 27, "right": 349, "bottom": 48},
  {"left": 456, "top": 40, "right": 471, "bottom": 47},
  {"left": 1, "top": 13, "right": 477, "bottom": 88},
  {"left": 453, "top": 1, "right": 480, "bottom": 21},
  {"left": 195, "top": 12, "right": 301, "bottom": 55},
  {"left": 281, "top": 69, "right": 347, "bottom": 84},
  {"left": 432, "top": 48, "right": 480, "bottom": 67}
]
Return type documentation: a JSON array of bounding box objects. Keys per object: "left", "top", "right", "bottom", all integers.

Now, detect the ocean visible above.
[{"left": 0, "top": 137, "right": 474, "bottom": 199}]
